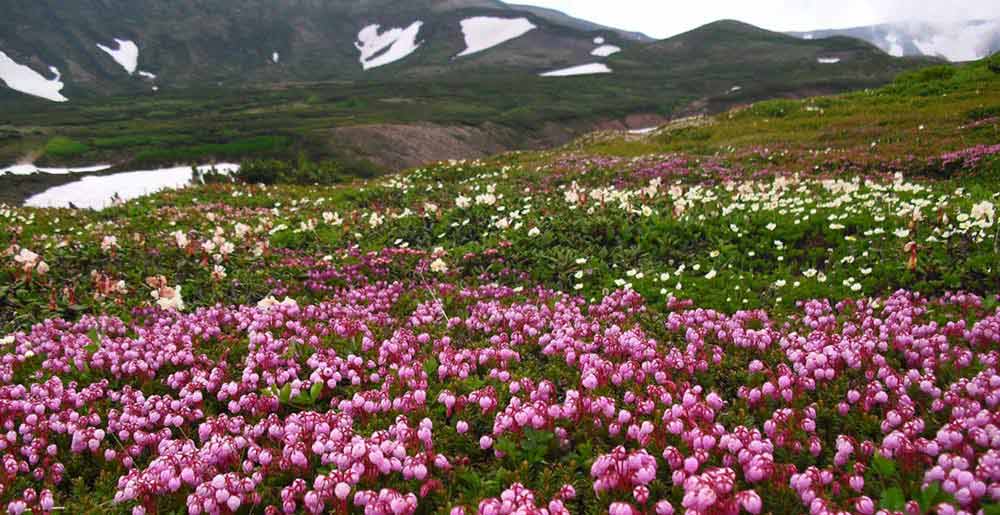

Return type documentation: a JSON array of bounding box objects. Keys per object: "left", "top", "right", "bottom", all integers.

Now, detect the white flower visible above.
[
  {"left": 971, "top": 201, "right": 995, "bottom": 225},
  {"left": 13, "top": 248, "right": 38, "bottom": 267},
  {"left": 234, "top": 223, "right": 252, "bottom": 238},
  {"left": 704, "top": 269, "right": 717, "bottom": 280},
  {"left": 766, "top": 223, "right": 777, "bottom": 231},
  {"left": 152, "top": 285, "right": 185, "bottom": 311},
  {"left": 527, "top": 227, "right": 541, "bottom": 237},
  {"left": 101, "top": 235, "right": 119, "bottom": 252},
  {"left": 212, "top": 265, "right": 227, "bottom": 280},
  {"left": 803, "top": 268, "right": 818, "bottom": 278},
  {"left": 455, "top": 195, "right": 471, "bottom": 209},
  {"left": 257, "top": 296, "right": 280, "bottom": 310},
  {"left": 172, "top": 231, "right": 189, "bottom": 249},
  {"left": 430, "top": 258, "right": 449, "bottom": 274},
  {"left": 257, "top": 296, "right": 298, "bottom": 311},
  {"left": 475, "top": 193, "right": 497, "bottom": 206},
  {"left": 893, "top": 228, "right": 910, "bottom": 238}
]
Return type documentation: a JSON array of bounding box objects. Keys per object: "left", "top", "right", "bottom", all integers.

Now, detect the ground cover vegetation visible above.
[{"left": 0, "top": 56, "right": 998, "bottom": 515}]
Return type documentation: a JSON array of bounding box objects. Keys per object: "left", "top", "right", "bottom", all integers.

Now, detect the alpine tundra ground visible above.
[{"left": 0, "top": 57, "right": 999, "bottom": 514}]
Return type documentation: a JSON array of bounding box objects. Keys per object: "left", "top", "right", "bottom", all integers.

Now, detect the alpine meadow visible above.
[{"left": 1, "top": 1, "right": 1000, "bottom": 514}]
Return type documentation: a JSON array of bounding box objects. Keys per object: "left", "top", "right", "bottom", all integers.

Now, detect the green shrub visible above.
[
  {"left": 895, "top": 65, "right": 957, "bottom": 85},
  {"left": 742, "top": 99, "right": 801, "bottom": 119},
  {"left": 44, "top": 137, "right": 89, "bottom": 159},
  {"left": 965, "top": 105, "right": 1000, "bottom": 122},
  {"left": 988, "top": 52, "right": 1000, "bottom": 74},
  {"left": 133, "top": 135, "right": 291, "bottom": 164},
  {"left": 235, "top": 156, "right": 382, "bottom": 185}
]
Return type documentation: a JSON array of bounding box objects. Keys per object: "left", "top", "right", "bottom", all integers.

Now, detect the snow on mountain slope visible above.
[
  {"left": 355, "top": 22, "right": 424, "bottom": 70},
  {"left": 0, "top": 51, "right": 67, "bottom": 102},
  {"left": 457, "top": 17, "right": 536, "bottom": 57},
  {"left": 540, "top": 63, "right": 612, "bottom": 77},
  {"left": 592, "top": 44, "right": 621, "bottom": 57},
  {"left": 97, "top": 39, "right": 139, "bottom": 74}
]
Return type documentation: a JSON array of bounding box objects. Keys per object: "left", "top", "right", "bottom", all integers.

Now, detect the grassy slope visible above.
[{"left": 581, "top": 61, "right": 1000, "bottom": 165}]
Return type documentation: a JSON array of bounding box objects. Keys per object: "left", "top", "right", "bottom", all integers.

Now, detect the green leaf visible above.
[
  {"left": 279, "top": 384, "right": 291, "bottom": 403},
  {"left": 310, "top": 381, "right": 323, "bottom": 401},
  {"left": 84, "top": 329, "right": 101, "bottom": 354},
  {"left": 423, "top": 357, "right": 439, "bottom": 378},
  {"left": 872, "top": 454, "right": 897, "bottom": 477},
  {"left": 494, "top": 437, "right": 519, "bottom": 457},
  {"left": 918, "top": 483, "right": 940, "bottom": 512},
  {"left": 983, "top": 504, "right": 1000, "bottom": 515},
  {"left": 879, "top": 487, "right": 906, "bottom": 511}
]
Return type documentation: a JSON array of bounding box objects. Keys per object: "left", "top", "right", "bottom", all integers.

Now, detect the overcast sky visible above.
[{"left": 517, "top": 0, "right": 1000, "bottom": 39}]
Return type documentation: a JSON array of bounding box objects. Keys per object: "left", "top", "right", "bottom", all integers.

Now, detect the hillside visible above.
[
  {"left": 0, "top": 0, "right": 639, "bottom": 100},
  {"left": 0, "top": 55, "right": 998, "bottom": 515},
  {"left": 0, "top": 17, "right": 939, "bottom": 182}
]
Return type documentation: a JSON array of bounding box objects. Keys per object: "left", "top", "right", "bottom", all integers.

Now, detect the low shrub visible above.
[{"left": 43, "top": 136, "right": 89, "bottom": 159}]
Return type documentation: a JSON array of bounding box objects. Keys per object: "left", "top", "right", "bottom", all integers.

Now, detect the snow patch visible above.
[
  {"left": 272, "top": 52, "right": 280, "bottom": 64},
  {"left": 540, "top": 63, "right": 612, "bottom": 77},
  {"left": 97, "top": 39, "right": 139, "bottom": 74},
  {"left": 25, "top": 163, "right": 240, "bottom": 210},
  {"left": 457, "top": 17, "right": 536, "bottom": 57},
  {"left": 628, "top": 127, "right": 658, "bottom": 135},
  {"left": 593, "top": 37, "right": 605, "bottom": 45},
  {"left": 0, "top": 51, "right": 67, "bottom": 102},
  {"left": 884, "top": 34, "right": 904, "bottom": 57},
  {"left": 2, "top": 163, "right": 111, "bottom": 176},
  {"left": 803, "top": 34, "right": 814, "bottom": 40},
  {"left": 355, "top": 21, "right": 424, "bottom": 70},
  {"left": 729, "top": 85, "right": 743, "bottom": 93},
  {"left": 591, "top": 45, "right": 621, "bottom": 57},
  {"left": 817, "top": 57, "right": 841, "bottom": 64},
  {"left": 137, "top": 71, "right": 156, "bottom": 80}
]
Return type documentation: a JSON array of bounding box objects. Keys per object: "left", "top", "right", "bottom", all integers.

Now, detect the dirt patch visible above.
[
  {"left": 331, "top": 122, "right": 567, "bottom": 171},
  {"left": 331, "top": 113, "right": 678, "bottom": 171}
]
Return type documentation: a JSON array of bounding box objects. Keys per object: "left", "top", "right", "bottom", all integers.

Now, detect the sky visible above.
[{"left": 516, "top": 0, "right": 1000, "bottom": 39}]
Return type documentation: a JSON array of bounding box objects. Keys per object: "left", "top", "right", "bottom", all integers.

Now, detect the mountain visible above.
[
  {"left": 0, "top": 11, "right": 939, "bottom": 174},
  {"left": 788, "top": 19, "right": 1000, "bottom": 62},
  {"left": 0, "top": 0, "right": 646, "bottom": 101},
  {"left": 504, "top": 4, "right": 653, "bottom": 42},
  {"left": 614, "top": 20, "right": 936, "bottom": 114}
]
